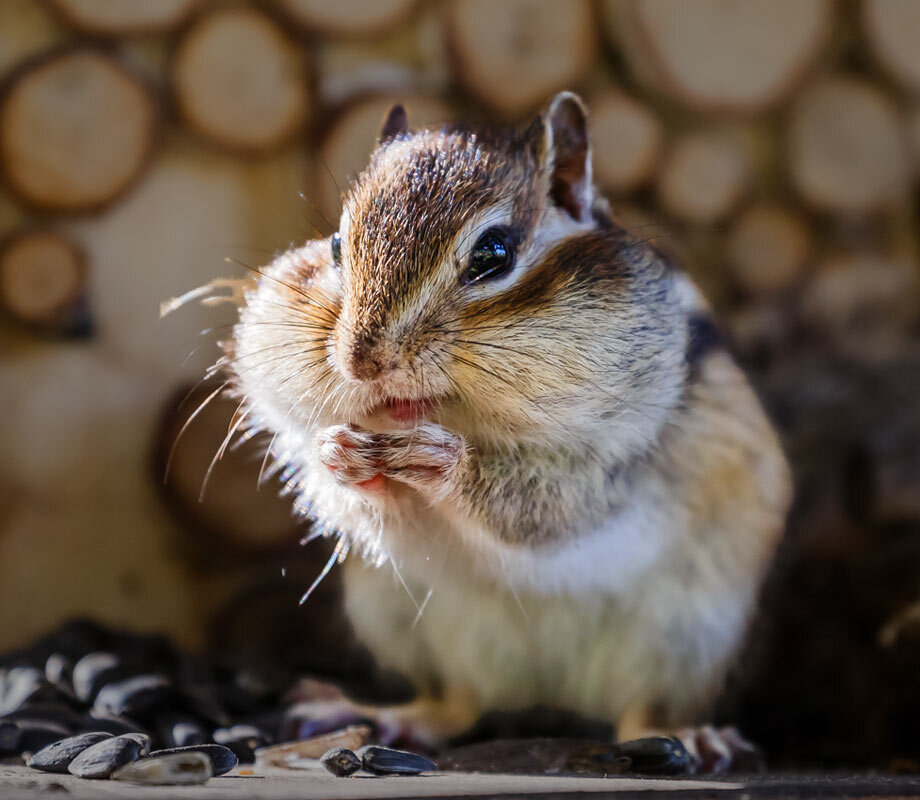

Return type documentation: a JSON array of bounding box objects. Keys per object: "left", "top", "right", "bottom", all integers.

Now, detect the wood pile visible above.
[
  {"left": 0, "top": 0, "right": 915, "bottom": 354},
  {"left": 1, "top": 0, "right": 920, "bottom": 768}
]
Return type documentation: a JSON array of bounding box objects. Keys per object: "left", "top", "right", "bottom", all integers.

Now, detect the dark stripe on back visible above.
[{"left": 686, "top": 313, "right": 723, "bottom": 373}]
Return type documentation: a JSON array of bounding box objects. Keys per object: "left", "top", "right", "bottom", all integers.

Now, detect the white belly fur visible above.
[{"left": 341, "top": 490, "right": 759, "bottom": 730}]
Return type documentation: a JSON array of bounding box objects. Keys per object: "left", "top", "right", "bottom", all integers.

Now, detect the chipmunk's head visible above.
[{"left": 233, "top": 92, "right": 686, "bottom": 452}]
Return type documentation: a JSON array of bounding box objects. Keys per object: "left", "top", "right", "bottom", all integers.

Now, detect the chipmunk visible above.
[{"left": 218, "top": 93, "right": 792, "bottom": 771}]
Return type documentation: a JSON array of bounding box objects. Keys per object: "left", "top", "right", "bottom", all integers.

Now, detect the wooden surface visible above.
[
  {"left": 0, "top": 762, "right": 737, "bottom": 799},
  {"left": 7, "top": 762, "right": 920, "bottom": 799}
]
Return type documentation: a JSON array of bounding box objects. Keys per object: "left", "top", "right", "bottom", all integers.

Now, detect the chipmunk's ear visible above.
[
  {"left": 379, "top": 104, "right": 409, "bottom": 143},
  {"left": 531, "top": 92, "right": 594, "bottom": 223}
]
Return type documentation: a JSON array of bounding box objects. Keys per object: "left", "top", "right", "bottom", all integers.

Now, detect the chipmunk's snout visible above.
[{"left": 337, "top": 328, "right": 397, "bottom": 382}]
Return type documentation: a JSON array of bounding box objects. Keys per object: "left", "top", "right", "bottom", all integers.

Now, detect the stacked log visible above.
[
  {"left": 47, "top": 0, "right": 201, "bottom": 35},
  {"left": 0, "top": 229, "right": 90, "bottom": 336},
  {"left": 273, "top": 0, "right": 419, "bottom": 37},
  {"left": 0, "top": 48, "right": 157, "bottom": 212},
  {"left": 155, "top": 382, "right": 304, "bottom": 559},
  {"left": 446, "top": 0, "right": 595, "bottom": 117},
  {"left": 171, "top": 7, "right": 309, "bottom": 153},
  {"left": 602, "top": 0, "right": 832, "bottom": 113}
]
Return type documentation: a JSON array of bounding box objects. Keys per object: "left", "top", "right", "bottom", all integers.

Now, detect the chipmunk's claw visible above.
[{"left": 672, "top": 726, "right": 763, "bottom": 774}]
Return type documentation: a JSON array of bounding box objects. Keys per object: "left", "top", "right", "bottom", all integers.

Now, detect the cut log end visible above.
[
  {"left": 446, "top": 0, "right": 595, "bottom": 117},
  {"left": 726, "top": 204, "right": 812, "bottom": 297},
  {"left": 658, "top": 129, "right": 751, "bottom": 224},
  {"left": 156, "top": 382, "right": 304, "bottom": 558},
  {"left": 588, "top": 90, "right": 663, "bottom": 194},
  {"left": 0, "top": 230, "right": 92, "bottom": 337},
  {"left": 48, "top": 0, "right": 201, "bottom": 35},
  {"left": 172, "top": 7, "right": 309, "bottom": 153},
  {"left": 274, "top": 0, "right": 418, "bottom": 36},
  {"left": 611, "top": 0, "right": 831, "bottom": 113},
  {"left": 788, "top": 77, "right": 910, "bottom": 216},
  {"left": 0, "top": 48, "right": 157, "bottom": 212},
  {"left": 799, "top": 253, "right": 920, "bottom": 348}
]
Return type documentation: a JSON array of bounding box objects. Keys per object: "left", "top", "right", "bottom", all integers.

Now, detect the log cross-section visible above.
[{"left": 0, "top": 48, "right": 157, "bottom": 213}]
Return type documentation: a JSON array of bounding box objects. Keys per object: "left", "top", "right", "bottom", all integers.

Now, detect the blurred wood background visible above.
[{"left": 1, "top": 0, "right": 920, "bottom": 766}]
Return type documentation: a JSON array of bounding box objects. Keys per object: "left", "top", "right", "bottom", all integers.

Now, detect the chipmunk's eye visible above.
[
  {"left": 331, "top": 232, "right": 342, "bottom": 267},
  {"left": 463, "top": 227, "right": 515, "bottom": 284}
]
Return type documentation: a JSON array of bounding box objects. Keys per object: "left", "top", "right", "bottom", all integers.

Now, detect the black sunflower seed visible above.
[
  {"left": 615, "top": 736, "right": 693, "bottom": 775},
  {"left": 212, "top": 724, "right": 270, "bottom": 764},
  {"left": 72, "top": 653, "right": 121, "bottom": 703},
  {"left": 321, "top": 746, "right": 361, "bottom": 777},
  {"left": 149, "top": 744, "right": 237, "bottom": 776},
  {"left": 44, "top": 655, "right": 73, "bottom": 693},
  {"left": 360, "top": 745, "right": 437, "bottom": 775},
  {"left": 67, "top": 734, "right": 146, "bottom": 779},
  {"left": 27, "top": 732, "right": 113, "bottom": 773},
  {"left": 0, "top": 667, "right": 56, "bottom": 715},
  {"left": 158, "top": 717, "right": 207, "bottom": 748},
  {"left": 92, "top": 675, "right": 172, "bottom": 719}
]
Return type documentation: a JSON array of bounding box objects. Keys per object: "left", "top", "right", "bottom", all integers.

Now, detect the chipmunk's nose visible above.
[{"left": 339, "top": 329, "right": 394, "bottom": 382}]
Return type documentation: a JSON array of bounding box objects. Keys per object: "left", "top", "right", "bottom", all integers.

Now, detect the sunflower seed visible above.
[
  {"left": 72, "top": 653, "right": 120, "bottom": 703},
  {"left": 149, "top": 745, "right": 237, "bottom": 776},
  {"left": 213, "top": 724, "right": 270, "bottom": 763},
  {"left": 67, "top": 734, "right": 146, "bottom": 779},
  {"left": 92, "top": 675, "right": 171, "bottom": 719},
  {"left": 112, "top": 752, "right": 212, "bottom": 785},
  {"left": 44, "top": 655, "right": 73, "bottom": 692},
  {"left": 27, "top": 732, "right": 112, "bottom": 773},
  {"left": 321, "top": 746, "right": 361, "bottom": 777},
  {"left": 360, "top": 745, "right": 437, "bottom": 775},
  {"left": 159, "top": 718, "right": 207, "bottom": 748},
  {"left": 615, "top": 736, "right": 693, "bottom": 775},
  {"left": 0, "top": 667, "right": 54, "bottom": 715}
]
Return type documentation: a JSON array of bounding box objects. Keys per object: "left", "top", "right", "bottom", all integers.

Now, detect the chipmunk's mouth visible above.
[{"left": 381, "top": 397, "right": 438, "bottom": 422}]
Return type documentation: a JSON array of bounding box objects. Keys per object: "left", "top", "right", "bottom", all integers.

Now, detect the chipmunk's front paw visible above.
[
  {"left": 317, "top": 425, "right": 381, "bottom": 487},
  {"left": 377, "top": 424, "right": 467, "bottom": 497}
]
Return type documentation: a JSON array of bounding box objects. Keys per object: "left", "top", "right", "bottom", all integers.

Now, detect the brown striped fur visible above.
[{"left": 220, "top": 93, "right": 792, "bottom": 757}]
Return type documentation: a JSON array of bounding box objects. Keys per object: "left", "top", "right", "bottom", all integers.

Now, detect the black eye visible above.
[
  {"left": 463, "top": 227, "right": 515, "bottom": 284},
  {"left": 331, "top": 232, "right": 342, "bottom": 267}
]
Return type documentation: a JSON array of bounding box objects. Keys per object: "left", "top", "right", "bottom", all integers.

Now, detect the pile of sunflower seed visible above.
[{"left": 0, "top": 619, "right": 296, "bottom": 784}]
